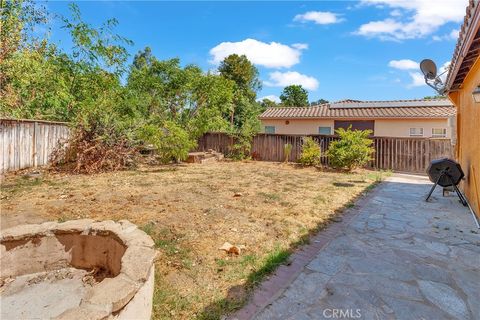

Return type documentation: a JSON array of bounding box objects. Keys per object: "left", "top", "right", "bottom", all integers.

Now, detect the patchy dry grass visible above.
[{"left": 1, "top": 161, "right": 388, "bottom": 319}]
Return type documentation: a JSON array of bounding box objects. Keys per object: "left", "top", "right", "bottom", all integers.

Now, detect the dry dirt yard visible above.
[{"left": 1, "top": 161, "right": 386, "bottom": 319}]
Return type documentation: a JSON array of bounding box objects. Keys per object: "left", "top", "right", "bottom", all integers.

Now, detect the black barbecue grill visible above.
[{"left": 425, "top": 158, "right": 467, "bottom": 206}]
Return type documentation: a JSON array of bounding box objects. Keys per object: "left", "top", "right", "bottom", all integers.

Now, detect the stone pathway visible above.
[{"left": 236, "top": 174, "right": 480, "bottom": 320}]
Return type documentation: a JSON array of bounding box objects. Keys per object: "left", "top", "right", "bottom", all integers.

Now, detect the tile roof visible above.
[
  {"left": 446, "top": 0, "right": 480, "bottom": 91},
  {"left": 260, "top": 99, "right": 456, "bottom": 120}
]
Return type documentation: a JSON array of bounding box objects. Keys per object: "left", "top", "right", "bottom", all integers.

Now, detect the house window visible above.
[
  {"left": 432, "top": 128, "right": 447, "bottom": 138},
  {"left": 409, "top": 128, "right": 424, "bottom": 137},
  {"left": 265, "top": 126, "right": 275, "bottom": 134},
  {"left": 318, "top": 127, "right": 332, "bottom": 135}
]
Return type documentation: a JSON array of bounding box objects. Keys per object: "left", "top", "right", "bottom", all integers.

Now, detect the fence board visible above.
[
  {"left": 0, "top": 119, "right": 69, "bottom": 173},
  {"left": 196, "top": 132, "right": 453, "bottom": 173}
]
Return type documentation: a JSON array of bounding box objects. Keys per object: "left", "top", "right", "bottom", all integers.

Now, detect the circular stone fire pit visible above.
[{"left": 0, "top": 219, "right": 156, "bottom": 319}]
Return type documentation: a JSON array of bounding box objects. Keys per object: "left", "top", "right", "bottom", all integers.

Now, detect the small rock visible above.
[
  {"left": 233, "top": 192, "right": 242, "bottom": 197},
  {"left": 331, "top": 216, "right": 343, "bottom": 223},
  {"left": 219, "top": 242, "right": 246, "bottom": 255}
]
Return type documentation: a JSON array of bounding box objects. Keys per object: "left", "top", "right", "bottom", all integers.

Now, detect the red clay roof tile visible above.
[{"left": 260, "top": 99, "right": 455, "bottom": 119}]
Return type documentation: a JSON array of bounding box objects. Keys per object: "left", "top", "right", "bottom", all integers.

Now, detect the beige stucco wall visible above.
[
  {"left": 374, "top": 119, "right": 451, "bottom": 138},
  {"left": 261, "top": 118, "right": 451, "bottom": 138},
  {"left": 261, "top": 119, "right": 334, "bottom": 135},
  {"left": 448, "top": 56, "right": 480, "bottom": 218}
]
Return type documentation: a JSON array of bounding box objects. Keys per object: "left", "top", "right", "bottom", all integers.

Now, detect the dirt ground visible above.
[{"left": 1, "top": 161, "right": 385, "bottom": 319}]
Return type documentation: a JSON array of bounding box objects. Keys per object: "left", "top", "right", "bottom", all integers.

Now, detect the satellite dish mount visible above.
[{"left": 420, "top": 59, "right": 448, "bottom": 94}]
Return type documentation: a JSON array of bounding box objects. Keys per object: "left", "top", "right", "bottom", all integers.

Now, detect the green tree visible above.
[
  {"left": 132, "top": 46, "right": 154, "bottom": 69},
  {"left": 0, "top": 1, "right": 261, "bottom": 169},
  {"left": 218, "top": 54, "right": 261, "bottom": 97},
  {"left": 259, "top": 98, "right": 279, "bottom": 110},
  {"left": 280, "top": 85, "right": 309, "bottom": 107},
  {"left": 0, "top": 0, "right": 49, "bottom": 61},
  {"left": 0, "top": 2, "right": 132, "bottom": 122},
  {"left": 217, "top": 54, "right": 263, "bottom": 158},
  {"left": 423, "top": 95, "right": 446, "bottom": 99},
  {"left": 126, "top": 53, "right": 234, "bottom": 138},
  {"left": 310, "top": 99, "right": 329, "bottom": 106},
  {"left": 218, "top": 54, "right": 262, "bottom": 127},
  {"left": 327, "top": 127, "right": 374, "bottom": 171}
]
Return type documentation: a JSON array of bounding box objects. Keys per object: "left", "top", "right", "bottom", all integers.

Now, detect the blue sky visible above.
[{"left": 44, "top": 0, "right": 467, "bottom": 102}]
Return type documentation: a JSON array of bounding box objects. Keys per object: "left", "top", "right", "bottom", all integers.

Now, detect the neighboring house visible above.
[
  {"left": 260, "top": 99, "right": 456, "bottom": 138},
  {"left": 445, "top": 0, "right": 480, "bottom": 217}
]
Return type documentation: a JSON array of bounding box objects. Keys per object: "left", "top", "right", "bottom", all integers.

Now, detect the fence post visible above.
[{"left": 33, "top": 121, "right": 38, "bottom": 167}]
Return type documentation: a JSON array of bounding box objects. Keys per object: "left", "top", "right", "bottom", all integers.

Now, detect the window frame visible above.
[
  {"left": 264, "top": 126, "right": 276, "bottom": 134},
  {"left": 431, "top": 128, "right": 447, "bottom": 138},
  {"left": 409, "top": 128, "right": 424, "bottom": 137},
  {"left": 318, "top": 126, "right": 332, "bottom": 135}
]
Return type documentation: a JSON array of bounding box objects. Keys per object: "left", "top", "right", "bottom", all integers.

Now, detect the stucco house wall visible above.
[
  {"left": 261, "top": 119, "right": 334, "bottom": 135},
  {"left": 448, "top": 59, "right": 480, "bottom": 218},
  {"left": 261, "top": 118, "right": 452, "bottom": 138},
  {"left": 374, "top": 119, "right": 452, "bottom": 138}
]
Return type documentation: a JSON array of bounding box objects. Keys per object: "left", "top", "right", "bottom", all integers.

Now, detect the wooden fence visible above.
[
  {"left": 196, "top": 132, "right": 453, "bottom": 173},
  {"left": 0, "top": 119, "right": 70, "bottom": 173}
]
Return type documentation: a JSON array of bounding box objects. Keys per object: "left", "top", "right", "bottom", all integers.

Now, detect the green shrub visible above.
[
  {"left": 298, "top": 137, "right": 321, "bottom": 166},
  {"left": 137, "top": 121, "right": 196, "bottom": 163},
  {"left": 327, "top": 127, "right": 374, "bottom": 171},
  {"left": 284, "top": 143, "right": 293, "bottom": 163}
]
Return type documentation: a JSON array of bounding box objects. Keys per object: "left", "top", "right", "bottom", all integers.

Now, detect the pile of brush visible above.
[{"left": 50, "top": 125, "right": 137, "bottom": 174}]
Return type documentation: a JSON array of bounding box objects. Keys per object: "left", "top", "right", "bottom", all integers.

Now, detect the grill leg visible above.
[
  {"left": 446, "top": 175, "right": 468, "bottom": 206},
  {"left": 426, "top": 173, "right": 443, "bottom": 202}
]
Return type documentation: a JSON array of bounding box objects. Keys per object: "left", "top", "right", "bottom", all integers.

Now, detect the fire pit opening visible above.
[{"left": 0, "top": 220, "right": 156, "bottom": 320}]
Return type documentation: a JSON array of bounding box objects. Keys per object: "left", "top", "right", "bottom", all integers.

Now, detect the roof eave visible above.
[
  {"left": 446, "top": 1, "right": 480, "bottom": 92},
  {"left": 260, "top": 116, "right": 453, "bottom": 120}
]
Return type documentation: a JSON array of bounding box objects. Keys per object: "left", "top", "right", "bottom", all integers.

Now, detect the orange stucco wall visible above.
[
  {"left": 261, "top": 118, "right": 452, "bottom": 138},
  {"left": 448, "top": 57, "right": 480, "bottom": 218}
]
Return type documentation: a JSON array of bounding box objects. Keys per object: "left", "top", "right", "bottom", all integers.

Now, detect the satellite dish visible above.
[{"left": 420, "top": 59, "right": 437, "bottom": 80}]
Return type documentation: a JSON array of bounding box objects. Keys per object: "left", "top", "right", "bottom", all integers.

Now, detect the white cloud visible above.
[
  {"left": 292, "top": 43, "right": 309, "bottom": 50},
  {"left": 449, "top": 29, "right": 460, "bottom": 39},
  {"left": 408, "top": 72, "right": 426, "bottom": 87},
  {"left": 389, "top": 59, "right": 450, "bottom": 88},
  {"left": 264, "top": 71, "right": 319, "bottom": 90},
  {"left": 209, "top": 38, "right": 307, "bottom": 68},
  {"left": 438, "top": 61, "right": 451, "bottom": 82},
  {"left": 388, "top": 59, "right": 419, "bottom": 70},
  {"left": 258, "top": 95, "right": 281, "bottom": 103},
  {"left": 356, "top": 0, "right": 466, "bottom": 40},
  {"left": 294, "top": 11, "right": 343, "bottom": 25},
  {"left": 390, "top": 9, "right": 402, "bottom": 17},
  {"left": 432, "top": 28, "right": 460, "bottom": 41}
]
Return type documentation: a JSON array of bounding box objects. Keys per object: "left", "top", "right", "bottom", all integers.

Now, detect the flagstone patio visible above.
[{"left": 233, "top": 174, "right": 480, "bottom": 320}]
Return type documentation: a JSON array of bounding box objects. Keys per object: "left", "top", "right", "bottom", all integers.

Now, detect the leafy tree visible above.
[
  {"left": 0, "top": 1, "right": 262, "bottom": 169},
  {"left": 126, "top": 53, "right": 234, "bottom": 138},
  {"left": 327, "top": 127, "right": 374, "bottom": 171},
  {"left": 218, "top": 54, "right": 261, "bottom": 97},
  {"left": 61, "top": 3, "right": 132, "bottom": 75},
  {"left": 0, "top": 2, "right": 132, "bottom": 122},
  {"left": 310, "top": 99, "right": 329, "bottom": 106},
  {"left": 0, "top": 0, "right": 49, "bottom": 61},
  {"left": 298, "top": 137, "right": 321, "bottom": 166},
  {"left": 260, "top": 98, "right": 279, "bottom": 110},
  {"left": 423, "top": 95, "right": 446, "bottom": 99},
  {"left": 280, "top": 85, "right": 309, "bottom": 107},
  {"left": 218, "top": 54, "right": 263, "bottom": 158},
  {"left": 132, "top": 46, "right": 154, "bottom": 69}
]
